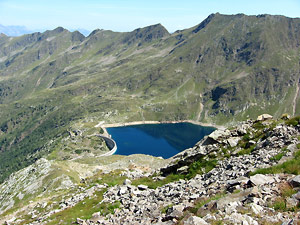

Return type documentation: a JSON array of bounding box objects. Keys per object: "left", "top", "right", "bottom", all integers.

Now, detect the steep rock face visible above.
[
  {"left": 168, "top": 13, "right": 300, "bottom": 122},
  {"left": 192, "top": 13, "right": 216, "bottom": 33}
]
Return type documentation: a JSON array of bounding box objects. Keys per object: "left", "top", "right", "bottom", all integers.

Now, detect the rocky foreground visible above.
[
  {"left": 2, "top": 115, "right": 300, "bottom": 224},
  {"left": 75, "top": 116, "right": 300, "bottom": 225}
]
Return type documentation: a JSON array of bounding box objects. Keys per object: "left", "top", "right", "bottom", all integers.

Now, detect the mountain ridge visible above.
[{"left": 0, "top": 13, "right": 300, "bottom": 183}]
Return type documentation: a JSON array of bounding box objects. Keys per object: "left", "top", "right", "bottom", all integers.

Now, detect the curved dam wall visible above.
[{"left": 96, "top": 134, "right": 117, "bottom": 156}]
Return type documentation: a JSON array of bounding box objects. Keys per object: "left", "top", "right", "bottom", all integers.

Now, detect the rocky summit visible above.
[{"left": 1, "top": 115, "right": 300, "bottom": 224}]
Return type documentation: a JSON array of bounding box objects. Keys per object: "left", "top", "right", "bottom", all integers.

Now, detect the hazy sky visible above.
[{"left": 0, "top": 0, "right": 299, "bottom": 33}]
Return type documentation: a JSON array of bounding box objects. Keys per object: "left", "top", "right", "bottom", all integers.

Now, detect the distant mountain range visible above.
[
  {"left": 0, "top": 13, "right": 300, "bottom": 183},
  {"left": 0, "top": 24, "right": 34, "bottom": 36},
  {"left": 0, "top": 24, "right": 91, "bottom": 36}
]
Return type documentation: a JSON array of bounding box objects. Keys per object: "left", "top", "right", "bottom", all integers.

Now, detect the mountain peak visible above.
[
  {"left": 135, "top": 23, "right": 169, "bottom": 35},
  {"left": 0, "top": 33, "right": 7, "bottom": 38},
  {"left": 122, "top": 23, "right": 169, "bottom": 45},
  {"left": 42, "top": 26, "right": 68, "bottom": 36},
  {"left": 40, "top": 26, "right": 69, "bottom": 40},
  {"left": 87, "top": 28, "right": 103, "bottom": 37},
  {"left": 71, "top": 30, "right": 85, "bottom": 42},
  {"left": 192, "top": 13, "right": 216, "bottom": 33},
  {"left": 53, "top": 26, "right": 67, "bottom": 33}
]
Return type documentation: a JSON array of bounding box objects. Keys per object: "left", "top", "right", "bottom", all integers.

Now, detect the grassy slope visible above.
[{"left": 0, "top": 14, "right": 300, "bottom": 182}]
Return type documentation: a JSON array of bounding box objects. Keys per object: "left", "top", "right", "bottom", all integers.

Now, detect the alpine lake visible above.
[{"left": 107, "top": 123, "right": 216, "bottom": 159}]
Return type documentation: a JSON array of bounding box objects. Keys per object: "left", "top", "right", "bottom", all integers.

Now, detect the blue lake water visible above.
[{"left": 107, "top": 123, "right": 216, "bottom": 159}]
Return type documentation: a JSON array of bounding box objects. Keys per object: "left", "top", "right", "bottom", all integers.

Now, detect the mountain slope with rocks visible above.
[
  {"left": 1, "top": 115, "right": 300, "bottom": 224},
  {"left": 1, "top": 13, "right": 300, "bottom": 183}
]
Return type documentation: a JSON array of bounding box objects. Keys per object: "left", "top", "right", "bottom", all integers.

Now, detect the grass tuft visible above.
[
  {"left": 47, "top": 190, "right": 106, "bottom": 225},
  {"left": 285, "top": 116, "right": 300, "bottom": 126},
  {"left": 250, "top": 150, "right": 300, "bottom": 175}
]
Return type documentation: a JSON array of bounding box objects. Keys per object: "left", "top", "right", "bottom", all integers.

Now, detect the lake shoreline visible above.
[
  {"left": 97, "top": 120, "right": 223, "bottom": 139},
  {"left": 101, "top": 120, "right": 223, "bottom": 129},
  {"left": 103, "top": 121, "right": 217, "bottom": 158}
]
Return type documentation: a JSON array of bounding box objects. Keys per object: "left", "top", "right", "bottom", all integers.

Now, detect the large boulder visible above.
[
  {"left": 206, "top": 129, "right": 231, "bottom": 143},
  {"left": 250, "top": 174, "right": 275, "bottom": 186},
  {"left": 256, "top": 114, "right": 273, "bottom": 121},
  {"left": 236, "top": 124, "right": 250, "bottom": 135},
  {"left": 251, "top": 203, "right": 264, "bottom": 215},
  {"left": 137, "top": 184, "right": 148, "bottom": 190},
  {"left": 227, "top": 137, "right": 240, "bottom": 147},
  {"left": 286, "top": 197, "right": 299, "bottom": 209},
  {"left": 123, "top": 179, "right": 132, "bottom": 185},
  {"left": 289, "top": 175, "right": 300, "bottom": 188},
  {"left": 177, "top": 166, "right": 189, "bottom": 174},
  {"left": 292, "top": 191, "right": 300, "bottom": 200}
]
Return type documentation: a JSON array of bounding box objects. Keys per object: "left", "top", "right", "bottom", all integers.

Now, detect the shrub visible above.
[
  {"left": 272, "top": 198, "right": 286, "bottom": 211},
  {"left": 285, "top": 116, "right": 300, "bottom": 126},
  {"left": 270, "top": 153, "right": 285, "bottom": 161}
]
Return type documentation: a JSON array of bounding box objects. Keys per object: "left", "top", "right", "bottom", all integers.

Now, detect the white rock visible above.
[
  {"left": 173, "top": 204, "right": 185, "bottom": 212},
  {"left": 225, "top": 213, "right": 245, "bottom": 224},
  {"left": 286, "top": 197, "right": 299, "bottom": 208},
  {"left": 287, "top": 144, "right": 297, "bottom": 152},
  {"left": 256, "top": 114, "right": 273, "bottom": 121},
  {"left": 123, "top": 179, "right": 132, "bottom": 185},
  {"left": 289, "top": 175, "right": 300, "bottom": 188},
  {"left": 227, "top": 137, "right": 240, "bottom": 147},
  {"left": 242, "top": 221, "right": 249, "bottom": 225},
  {"left": 177, "top": 166, "right": 189, "bottom": 174},
  {"left": 202, "top": 214, "right": 216, "bottom": 221},
  {"left": 225, "top": 201, "right": 239, "bottom": 214},
  {"left": 250, "top": 174, "right": 275, "bottom": 186},
  {"left": 251, "top": 203, "right": 264, "bottom": 215},
  {"left": 132, "top": 190, "right": 141, "bottom": 196},
  {"left": 76, "top": 218, "right": 87, "bottom": 225},
  {"left": 208, "top": 129, "right": 231, "bottom": 141},
  {"left": 196, "top": 146, "right": 207, "bottom": 154},
  {"left": 17, "top": 192, "right": 24, "bottom": 200},
  {"left": 237, "top": 124, "right": 250, "bottom": 134},
  {"left": 137, "top": 184, "right": 148, "bottom": 190},
  {"left": 5, "top": 216, "right": 16, "bottom": 224},
  {"left": 41, "top": 202, "right": 47, "bottom": 208},
  {"left": 244, "top": 215, "right": 259, "bottom": 225},
  {"left": 118, "top": 186, "right": 127, "bottom": 195},
  {"left": 249, "top": 140, "right": 256, "bottom": 145},
  {"left": 184, "top": 216, "right": 208, "bottom": 225}
]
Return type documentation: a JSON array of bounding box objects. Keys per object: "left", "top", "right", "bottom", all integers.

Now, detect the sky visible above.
[{"left": 0, "top": 0, "right": 299, "bottom": 33}]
